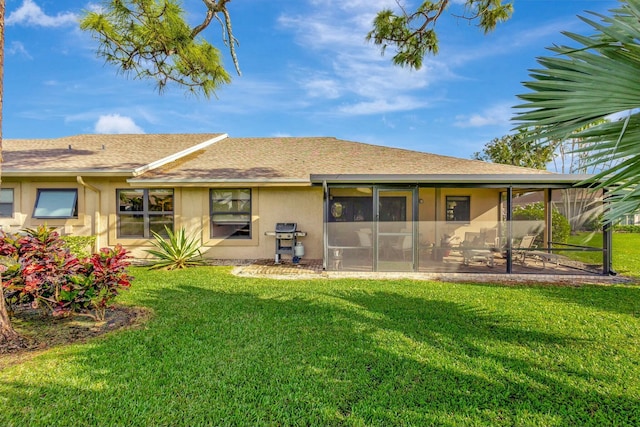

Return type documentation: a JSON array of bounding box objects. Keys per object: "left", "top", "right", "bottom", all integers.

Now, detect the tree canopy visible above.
[
  {"left": 367, "top": 0, "right": 513, "bottom": 69},
  {"left": 80, "top": 0, "right": 239, "bottom": 98},
  {"left": 472, "top": 129, "right": 555, "bottom": 170}
]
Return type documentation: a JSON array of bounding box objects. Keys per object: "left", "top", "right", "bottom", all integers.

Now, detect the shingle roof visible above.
[
  {"left": 2, "top": 133, "right": 225, "bottom": 175},
  {"left": 3, "top": 133, "right": 555, "bottom": 183},
  {"left": 129, "top": 136, "right": 550, "bottom": 183}
]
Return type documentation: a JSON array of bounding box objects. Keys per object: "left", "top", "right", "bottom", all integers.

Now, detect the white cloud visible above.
[
  {"left": 211, "top": 77, "right": 304, "bottom": 114},
  {"left": 7, "top": 0, "right": 78, "bottom": 27},
  {"left": 94, "top": 114, "right": 144, "bottom": 134},
  {"left": 444, "top": 9, "right": 604, "bottom": 68},
  {"left": 279, "top": 0, "right": 445, "bottom": 115},
  {"left": 382, "top": 115, "right": 396, "bottom": 129},
  {"left": 338, "top": 96, "right": 427, "bottom": 115},
  {"left": 302, "top": 78, "right": 341, "bottom": 99},
  {"left": 454, "top": 103, "right": 512, "bottom": 128},
  {"left": 85, "top": 3, "right": 105, "bottom": 14},
  {"left": 6, "top": 41, "right": 32, "bottom": 59}
]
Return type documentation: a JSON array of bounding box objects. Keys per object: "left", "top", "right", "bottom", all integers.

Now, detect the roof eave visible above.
[
  {"left": 2, "top": 170, "right": 135, "bottom": 178},
  {"left": 125, "top": 178, "right": 312, "bottom": 187},
  {"left": 310, "top": 173, "right": 596, "bottom": 186}
]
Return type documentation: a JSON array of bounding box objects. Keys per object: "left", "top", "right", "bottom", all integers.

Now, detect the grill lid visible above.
[{"left": 275, "top": 222, "right": 297, "bottom": 233}]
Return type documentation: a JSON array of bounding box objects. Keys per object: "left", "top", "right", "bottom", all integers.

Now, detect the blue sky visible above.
[{"left": 3, "top": 0, "right": 619, "bottom": 158}]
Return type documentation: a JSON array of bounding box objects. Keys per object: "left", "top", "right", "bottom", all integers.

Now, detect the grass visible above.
[
  {"left": 1, "top": 267, "right": 639, "bottom": 426},
  {"left": 611, "top": 232, "right": 640, "bottom": 277},
  {"left": 564, "top": 232, "right": 640, "bottom": 277}
]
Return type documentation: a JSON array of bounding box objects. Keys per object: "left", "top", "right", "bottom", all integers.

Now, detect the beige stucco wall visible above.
[
  {"left": 0, "top": 177, "right": 324, "bottom": 261},
  {"left": 199, "top": 186, "right": 324, "bottom": 260},
  {"left": 1, "top": 178, "right": 502, "bottom": 262},
  {"left": 418, "top": 187, "right": 501, "bottom": 246},
  {"left": 0, "top": 178, "right": 95, "bottom": 237}
]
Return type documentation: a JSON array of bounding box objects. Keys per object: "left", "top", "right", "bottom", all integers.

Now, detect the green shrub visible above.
[
  {"left": 613, "top": 224, "right": 640, "bottom": 233},
  {"left": 60, "top": 235, "right": 97, "bottom": 259},
  {"left": 513, "top": 202, "right": 571, "bottom": 244},
  {"left": 583, "top": 213, "right": 604, "bottom": 232}
]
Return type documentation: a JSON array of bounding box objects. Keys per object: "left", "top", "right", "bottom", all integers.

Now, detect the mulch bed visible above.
[{"left": 0, "top": 305, "right": 150, "bottom": 369}]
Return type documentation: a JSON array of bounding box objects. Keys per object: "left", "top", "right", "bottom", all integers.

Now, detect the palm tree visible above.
[{"left": 514, "top": 0, "right": 640, "bottom": 222}]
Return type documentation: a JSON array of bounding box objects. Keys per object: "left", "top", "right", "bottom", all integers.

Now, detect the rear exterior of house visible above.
[{"left": 0, "top": 133, "right": 611, "bottom": 276}]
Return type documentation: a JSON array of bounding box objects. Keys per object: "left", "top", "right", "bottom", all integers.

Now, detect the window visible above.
[
  {"left": 33, "top": 189, "right": 78, "bottom": 218},
  {"left": 328, "top": 196, "right": 407, "bottom": 223},
  {"left": 211, "top": 189, "right": 251, "bottom": 239},
  {"left": 329, "top": 196, "right": 373, "bottom": 222},
  {"left": 0, "top": 188, "right": 14, "bottom": 218},
  {"left": 117, "top": 189, "right": 173, "bottom": 238},
  {"left": 446, "top": 196, "right": 470, "bottom": 222},
  {"left": 379, "top": 197, "right": 407, "bottom": 222}
]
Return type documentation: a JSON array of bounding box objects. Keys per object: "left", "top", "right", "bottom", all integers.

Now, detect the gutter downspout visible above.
[{"left": 77, "top": 176, "right": 101, "bottom": 252}]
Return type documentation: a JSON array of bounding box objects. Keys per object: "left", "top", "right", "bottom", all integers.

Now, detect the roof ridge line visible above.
[{"left": 132, "top": 133, "right": 228, "bottom": 177}]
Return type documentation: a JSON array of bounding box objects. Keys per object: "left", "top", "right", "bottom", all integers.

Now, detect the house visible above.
[{"left": 0, "top": 133, "right": 612, "bottom": 275}]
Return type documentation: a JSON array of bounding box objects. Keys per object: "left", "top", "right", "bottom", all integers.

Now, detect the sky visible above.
[{"left": 2, "top": 0, "right": 620, "bottom": 159}]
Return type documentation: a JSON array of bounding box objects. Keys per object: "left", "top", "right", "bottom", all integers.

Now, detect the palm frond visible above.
[{"left": 514, "top": 0, "right": 640, "bottom": 222}]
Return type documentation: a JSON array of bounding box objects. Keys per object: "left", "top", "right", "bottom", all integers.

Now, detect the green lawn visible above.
[
  {"left": 1, "top": 267, "right": 639, "bottom": 426},
  {"left": 612, "top": 233, "right": 640, "bottom": 277},
  {"left": 565, "top": 232, "right": 640, "bottom": 277}
]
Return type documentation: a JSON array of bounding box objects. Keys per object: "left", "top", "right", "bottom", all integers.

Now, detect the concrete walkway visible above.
[{"left": 232, "top": 259, "right": 634, "bottom": 285}]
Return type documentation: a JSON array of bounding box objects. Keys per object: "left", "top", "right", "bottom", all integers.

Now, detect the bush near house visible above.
[
  {"left": 613, "top": 224, "right": 640, "bottom": 233},
  {"left": 513, "top": 202, "right": 571, "bottom": 244},
  {"left": 60, "top": 235, "right": 97, "bottom": 259},
  {"left": 0, "top": 226, "right": 132, "bottom": 321}
]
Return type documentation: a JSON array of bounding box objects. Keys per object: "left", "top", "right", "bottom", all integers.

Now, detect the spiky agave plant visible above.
[{"left": 146, "top": 226, "right": 205, "bottom": 270}]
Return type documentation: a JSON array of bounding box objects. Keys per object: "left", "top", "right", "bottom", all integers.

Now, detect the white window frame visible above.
[{"left": 33, "top": 189, "right": 78, "bottom": 219}]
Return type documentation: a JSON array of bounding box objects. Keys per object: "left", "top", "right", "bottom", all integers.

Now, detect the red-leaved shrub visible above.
[{"left": 1, "top": 226, "right": 132, "bottom": 320}]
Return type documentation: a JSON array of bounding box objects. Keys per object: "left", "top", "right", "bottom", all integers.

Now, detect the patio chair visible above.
[
  {"left": 461, "top": 232, "right": 494, "bottom": 267},
  {"left": 355, "top": 229, "right": 373, "bottom": 258},
  {"left": 356, "top": 229, "right": 372, "bottom": 247},
  {"left": 391, "top": 234, "right": 413, "bottom": 261},
  {"left": 513, "top": 234, "right": 540, "bottom": 266}
]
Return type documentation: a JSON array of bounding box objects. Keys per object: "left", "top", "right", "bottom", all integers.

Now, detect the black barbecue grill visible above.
[{"left": 264, "top": 222, "right": 307, "bottom": 264}]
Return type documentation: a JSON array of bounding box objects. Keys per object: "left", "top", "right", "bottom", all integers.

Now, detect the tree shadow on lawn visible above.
[
  {"left": 331, "top": 289, "right": 639, "bottom": 422},
  {"left": 1, "top": 282, "right": 638, "bottom": 426},
  {"left": 456, "top": 280, "right": 640, "bottom": 319},
  {"left": 528, "top": 284, "right": 640, "bottom": 318}
]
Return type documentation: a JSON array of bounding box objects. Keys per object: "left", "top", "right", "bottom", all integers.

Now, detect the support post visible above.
[
  {"left": 506, "top": 187, "right": 513, "bottom": 274},
  {"left": 322, "top": 181, "right": 328, "bottom": 271},
  {"left": 602, "top": 188, "right": 613, "bottom": 275},
  {"left": 545, "top": 188, "right": 552, "bottom": 251}
]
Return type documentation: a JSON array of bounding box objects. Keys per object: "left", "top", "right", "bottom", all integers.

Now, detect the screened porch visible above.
[{"left": 322, "top": 183, "right": 610, "bottom": 275}]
